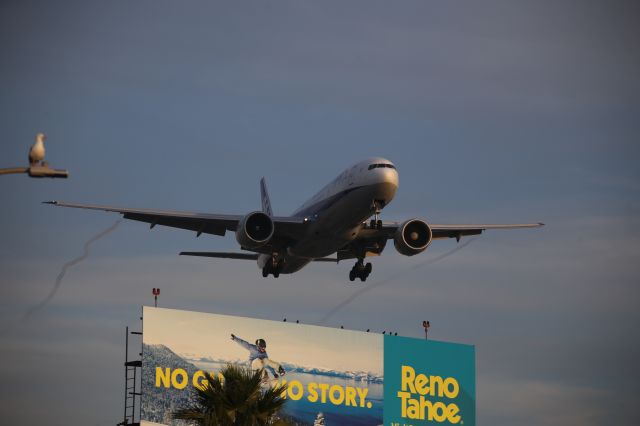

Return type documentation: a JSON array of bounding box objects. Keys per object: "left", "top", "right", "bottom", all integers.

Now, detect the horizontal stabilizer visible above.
[
  {"left": 311, "top": 257, "right": 339, "bottom": 263},
  {"left": 180, "top": 251, "right": 338, "bottom": 263},
  {"left": 180, "top": 252, "right": 259, "bottom": 260}
]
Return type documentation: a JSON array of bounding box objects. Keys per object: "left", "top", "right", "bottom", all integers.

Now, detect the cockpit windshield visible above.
[{"left": 368, "top": 163, "right": 396, "bottom": 170}]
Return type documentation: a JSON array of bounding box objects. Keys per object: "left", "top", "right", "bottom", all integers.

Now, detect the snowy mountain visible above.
[{"left": 141, "top": 344, "right": 199, "bottom": 425}]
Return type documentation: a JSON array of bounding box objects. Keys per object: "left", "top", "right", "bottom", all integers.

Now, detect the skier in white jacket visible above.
[{"left": 231, "top": 334, "right": 286, "bottom": 380}]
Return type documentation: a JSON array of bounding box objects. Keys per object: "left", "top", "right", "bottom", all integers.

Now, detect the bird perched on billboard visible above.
[{"left": 29, "top": 133, "right": 46, "bottom": 165}]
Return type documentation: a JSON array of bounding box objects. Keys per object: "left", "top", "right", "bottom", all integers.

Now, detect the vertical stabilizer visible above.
[{"left": 260, "top": 177, "right": 273, "bottom": 216}]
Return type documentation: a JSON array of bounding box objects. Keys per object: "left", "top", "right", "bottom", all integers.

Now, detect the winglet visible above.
[{"left": 260, "top": 177, "right": 273, "bottom": 216}]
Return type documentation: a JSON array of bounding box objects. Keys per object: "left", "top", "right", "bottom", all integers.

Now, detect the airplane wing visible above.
[
  {"left": 338, "top": 221, "right": 544, "bottom": 260},
  {"left": 428, "top": 223, "right": 544, "bottom": 240},
  {"left": 356, "top": 221, "right": 543, "bottom": 240},
  {"left": 43, "top": 201, "right": 308, "bottom": 240}
]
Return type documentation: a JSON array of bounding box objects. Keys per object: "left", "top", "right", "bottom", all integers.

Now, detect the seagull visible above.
[{"left": 29, "top": 133, "right": 46, "bottom": 165}]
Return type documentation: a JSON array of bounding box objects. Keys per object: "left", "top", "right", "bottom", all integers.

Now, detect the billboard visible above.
[{"left": 141, "top": 307, "right": 475, "bottom": 425}]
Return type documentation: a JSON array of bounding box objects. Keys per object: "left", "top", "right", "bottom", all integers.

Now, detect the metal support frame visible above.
[{"left": 118, "top": 326, "right": 142, "bottom": 426}]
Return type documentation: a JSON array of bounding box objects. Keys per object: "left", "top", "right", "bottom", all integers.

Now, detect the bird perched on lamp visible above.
[{"left": 29, "top": 133, "right": 46, "bottom": 165}]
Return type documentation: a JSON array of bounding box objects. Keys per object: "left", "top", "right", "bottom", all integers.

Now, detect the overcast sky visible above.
[{"left": 1, "top": 1, "right": 638, "bottom": 425}]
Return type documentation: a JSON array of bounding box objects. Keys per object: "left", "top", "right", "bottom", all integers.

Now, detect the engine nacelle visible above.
[
  {"left": 394, "top": 219, "right": 433, "bottom": 256},
  {"left": 236, "top": 211, "right": 274, "bottom": 249}
]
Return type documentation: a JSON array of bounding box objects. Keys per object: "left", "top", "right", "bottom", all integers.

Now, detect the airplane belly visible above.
[
  {"left": 259, "top": 253, "right": 310, "bottom": 274},
  {"left": 289, "top": 237, "right": 350, "bottom": 258},
  {"left": 281, "top": 257, "right": 311, "bottom": 274}
]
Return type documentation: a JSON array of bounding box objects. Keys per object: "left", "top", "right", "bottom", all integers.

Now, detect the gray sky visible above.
[{"left": 1, "top": 1, "right": 638, "bottom": 425}]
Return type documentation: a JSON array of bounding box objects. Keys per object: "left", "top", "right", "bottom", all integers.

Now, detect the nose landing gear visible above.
[
  {"left": 349, "top": 259, "right": 372, "bottom": 282},
  {"left": 369, "top": 199, "right": 385, "bottom": 230}
]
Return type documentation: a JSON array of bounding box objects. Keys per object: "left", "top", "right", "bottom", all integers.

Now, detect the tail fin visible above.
[{"left": 260, "top": 177, "right": 273, "bottom": 216}]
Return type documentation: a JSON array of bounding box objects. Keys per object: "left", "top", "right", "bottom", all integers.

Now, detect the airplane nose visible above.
[
  {"left": 373, "top": 167, "right": 398, "bottom": 203},
  {"left": 377, "top": 166, "right": 399, "bottom": 188}
]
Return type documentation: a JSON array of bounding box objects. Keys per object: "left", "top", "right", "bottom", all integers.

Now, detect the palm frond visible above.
[{"left": 171, "top": 364, "right": 290, "bottom": 425}]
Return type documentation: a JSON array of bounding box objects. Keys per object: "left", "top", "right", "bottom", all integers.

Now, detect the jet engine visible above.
[
  {"left": 394, "top": 219, "right": 432, "bottom": 256},
  {"left": 236, "top": 211, "right": 274, "bottom": 249}
]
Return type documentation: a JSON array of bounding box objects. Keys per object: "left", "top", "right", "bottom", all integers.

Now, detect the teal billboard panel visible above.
[{"left": 384, "top": 336, "right": 475, "bottom": 425}]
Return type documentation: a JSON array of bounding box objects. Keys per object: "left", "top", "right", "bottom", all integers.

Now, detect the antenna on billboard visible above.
[{"left": 152, "top": 288, "right": 160, "bottom": 307}]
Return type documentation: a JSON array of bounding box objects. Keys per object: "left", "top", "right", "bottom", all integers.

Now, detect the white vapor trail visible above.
[{"left": 21, "top": 219, "right": 122, "bottom": 321}]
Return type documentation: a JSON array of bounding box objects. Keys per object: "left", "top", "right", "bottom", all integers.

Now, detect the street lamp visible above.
[{"left": 0, "top": 133, "right": 69, "bottom": 178}]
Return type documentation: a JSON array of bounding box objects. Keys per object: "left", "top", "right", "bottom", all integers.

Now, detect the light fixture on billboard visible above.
[
  {"left": 152, "top": 288, "right": 160, "bottom": 307},
  {"left": 423, "top": 320, "right": 431, "bottom": 340}
]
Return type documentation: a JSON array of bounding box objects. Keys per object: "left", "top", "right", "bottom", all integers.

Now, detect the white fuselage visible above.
[{"left": 257, "top": 157, "right": 399, "bottom": 274}]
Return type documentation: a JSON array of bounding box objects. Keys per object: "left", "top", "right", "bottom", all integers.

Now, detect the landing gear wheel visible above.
[
  {"left": 376, "top": 220, "right": 382, "bottom": 229},
  {"left": 273, "top": 270, "right": 280, "bottom": 278},
  {"left": 349, "top": 259, "right": 372, "bottom": 282},
  {"left": 262, "top": 268, "right": 269, "bottom": 278}
]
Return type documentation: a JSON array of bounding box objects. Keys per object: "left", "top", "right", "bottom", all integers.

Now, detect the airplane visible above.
[{"left": 45, "top": 157, "right": 543, "bottom": 281}]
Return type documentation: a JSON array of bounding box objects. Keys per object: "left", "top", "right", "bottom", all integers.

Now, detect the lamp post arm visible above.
[{"left": 0, "top": 167, "right": 29, "bottom": 175}]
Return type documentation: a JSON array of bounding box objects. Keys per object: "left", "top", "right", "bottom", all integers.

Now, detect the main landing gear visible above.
[
  {"left": 349, "top": 259, "right": 372, "bottom": 282},
  {"left": 262, "top": 256, "right": 282, "bottom": 278},
  {"left": 262, "top": 265, "right": 281, "bottom": 278}
]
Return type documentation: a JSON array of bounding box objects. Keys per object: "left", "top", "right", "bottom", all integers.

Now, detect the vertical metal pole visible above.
[
  {"left": 139, "top": 307, "right": 144, "bottom": 423},
  {"left": 132, "top": 360, "right": 137, "bottom": 424},
  {"left": 154, "top": 295, "right": 157, "bottom": 308},
  {"left": 124, "top": 326, "right": 128, "bottom": 424}
]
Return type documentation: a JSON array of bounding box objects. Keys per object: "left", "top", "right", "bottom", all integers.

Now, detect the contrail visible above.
[
  {"left": 319, "top": 238, "right": 477, "bottom": 324},
  {"left": 21, "top": 219, "right": 122, "bottom": 322}
]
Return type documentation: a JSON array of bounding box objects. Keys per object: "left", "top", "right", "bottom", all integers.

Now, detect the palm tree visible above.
[{"left": 172, "top": 363, "right": 290, "bottom": 426}]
